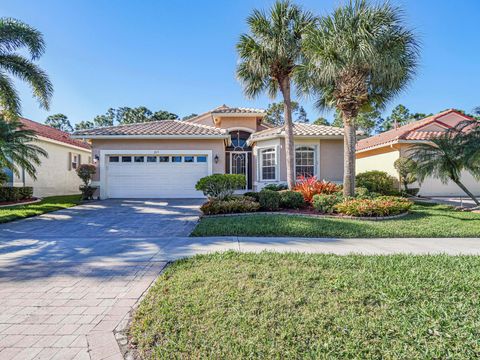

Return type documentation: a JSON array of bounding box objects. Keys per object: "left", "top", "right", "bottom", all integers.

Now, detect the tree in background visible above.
[
  {"left": 379, "top": 104, "right": 429, "bottom": 132},
  {"left": 183, "top": 113, "right": 198, "bottom": 120},
  {"left": 331, "top": 108, "right": 382, "bottom": 135},
  {"left": 313, "top": 117, "right": 329, "bottom": 126},
  {"left": 394, "top": 157, "right": 417, "bottom": 191},
  {"left": 0, "top": 115, "right": 47, "bottom": 179},
  {"left": 297, "top": 106, "right": 308, "bottom": 123},
  {"left": 152, "top": 110, "right": 179, "bottom": 120},
  {"left": 236, "top": 0, "right": 316, "bottom": 189},
  {"left": 45, "top": 114, "right": 73, "bottom": 132},
  {"left": 0, "top": 18, "right": 53, "bottom": 120},
  {"left": 300, "top": 0, "right": 419, "bottom": 196},
  {"left": 75, "top": 120, "right": 94, "bottom": 131},
  {"left": 264, "top": 101, "right": 305, "bottom": 126}
]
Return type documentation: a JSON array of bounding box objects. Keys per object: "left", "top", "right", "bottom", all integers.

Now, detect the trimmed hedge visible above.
[
  {"left": 334, "top": 196, "right": 412, "bottom": 217},
  {"left": 0, "top": 187, "right": 34, "bottom": 202},
  {"left": 201, "top": 198, "right": 260, "bottom": 215},
  {"left": 312, "top": 193, "right": 343, "bottom": 214},
  {"left": 195, "top": 174, "right": 246, "bottom": 200},
  {"left": 355, "top": 171, "right": 397, "bottom": 195},
  {"left": 243, "top": 191, "right": 260, "bottom": 201},
  {"left": 263, "top": 183, "right": 288, "bottom": 191},
  {"left": 259, "top": 190, "right": 280, "bottom": 211},
  {"left": 279, "top": 190, "right": 306, "bottom": 209}
]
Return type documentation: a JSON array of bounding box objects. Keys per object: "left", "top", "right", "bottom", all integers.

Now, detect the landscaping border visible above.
[
  {"left": 201, "top": 210, "right": 410, "bottom": 221},
  {"left": 0, "top": 198, "right": 42, "bottom": 208}
]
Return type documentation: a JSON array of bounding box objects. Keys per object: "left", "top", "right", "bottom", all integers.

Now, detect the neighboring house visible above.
[
  {"left": 356, "top": 109, "right": 480, "bottom": 196},
  {"left": 73, "top": 105, "right": 347, "bottom": 199},
  {"left": 6, "top": 118, "right": 92, "bottom": 198}
]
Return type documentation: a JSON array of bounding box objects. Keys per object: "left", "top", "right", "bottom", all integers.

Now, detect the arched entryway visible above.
[{"left": 225, "top": 129, "right": 253, "bottom": 190}]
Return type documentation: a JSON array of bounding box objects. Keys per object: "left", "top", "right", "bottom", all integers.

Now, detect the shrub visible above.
[
  {"left": 243, "top": 191, "right": 260, "bottom": 201},
  {"left": 76, "top": 164, "right": 96, "bottom": 186},
  {"left": 0, "top": 170, "right": 8, "bottom": 185},
  {"left": 0, "top": 187, "right": 34, "bottom": 202},
  {"left": 394, "top": 157, "right": 417, "bottom": 191},
  {"left": 312, "top": 193, "right": 343, "bottom": 214},
  {"left": 354, "top": 187, "right": 371, "bottom": 199},
  {"left": 200, "top": 197, "right": 260, "bottom": 215},
  {"left": 263, "top": 183, "right": 288, "bottom": 191},
  {"left": 279, "top": 190, "right": 306, "bottom": 209},
  {"left": 334, "top": 196, "right": 412, "bottom": 217},
  {"left": 294, "top": 176, "right": 340, "bottom": 203},
  {"left": 259, "top": 189, "right": 280, "bottom": 211},
  {"left": 195, "top": 174, "right": 246, "bottom": 200},
  {"left": 356, "top": 171, "right": 397, "bottom": 195}
]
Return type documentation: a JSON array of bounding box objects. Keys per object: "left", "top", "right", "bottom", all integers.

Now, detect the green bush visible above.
[
  {"left": 312, "top": 193, "right": 343, "bottom": 214},
  {"left": 195, "top": 174, "right": 246, "bottom": 200},
  {"left": 356, "top": 171, "right": 397, "bottom": 195},
  {"left": 0, "top": 171, "right": 8, "bottom": 185},
  {"left": 243, "top": 191, "right": 260, "bottom": 201},
  {"left": 0, "top": 187, "right": 34, "bottom": 202},
  {"left": 334, "top": 196, "right": 412, "bottom": 217},
  {"left": 279, "top": 190, "right": 306, "bottom": 209},
  {"left": 259, "top": 190, "right": 280, "bottom": 211},
  {"left": 263, "top": 183, "right": 288, "bottom": 191},
  {"left": 354, "top": 187, "right": 371, "bottom": 199},
  {"left": 200, "top": 197, "right": 260, "bottom": 215}
]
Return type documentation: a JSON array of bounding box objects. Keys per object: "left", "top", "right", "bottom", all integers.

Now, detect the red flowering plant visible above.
[{"left": 293, "top": 175, "right": 340, "bottom": 203}]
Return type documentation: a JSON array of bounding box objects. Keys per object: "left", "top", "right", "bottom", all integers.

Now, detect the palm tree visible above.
[
  {"left": 0, "top": 18, "right": 53, "bottom": 119},
  {"left": 406, "top": 134, "right": 480, "bottom": 205},
  {"left": 299, "top": 0, "right": 419, "bottom": 196},
  {"left": 236, "top": 0, "right": 316, "bottom": 189},
  {"left": 0, "top": 116, "right": 47, "bottom": 180}
]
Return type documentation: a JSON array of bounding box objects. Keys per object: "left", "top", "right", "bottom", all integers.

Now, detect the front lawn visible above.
[
  {"left": 192, "top": 203, "right": 480, "bottom": 238},
  {"left": 130, "top": 253, "right": 480, "bottom": 359},
  {"left": 0, "top": 194, "right": 82, "bottom": 223}
]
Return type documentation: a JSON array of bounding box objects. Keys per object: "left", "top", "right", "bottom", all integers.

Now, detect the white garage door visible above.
[{"left": 106, "top": 154, "right": 208, "bottom": 198}]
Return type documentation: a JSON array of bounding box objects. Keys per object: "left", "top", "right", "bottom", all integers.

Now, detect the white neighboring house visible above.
[{"left": 5, "top": 118, "right": 92, "bottom": 198}]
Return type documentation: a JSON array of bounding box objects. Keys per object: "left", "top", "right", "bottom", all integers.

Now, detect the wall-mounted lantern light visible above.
[
  {"left": 214, "top": 155, "right": 219, "bottom": 164},
  {"left": 94, "top": 155, "right": 100, "bottom": 164}
]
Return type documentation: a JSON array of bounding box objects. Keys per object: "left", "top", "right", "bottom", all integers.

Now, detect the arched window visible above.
[
  {"left": 295, "top": 146, "right": 316, "bottom": 178},
  {"left": 228, "top": 130, "right": 251, "bottom": 150}
]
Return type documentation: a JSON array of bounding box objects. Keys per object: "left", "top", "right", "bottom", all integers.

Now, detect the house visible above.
[
  {"left": 5, "top": 118, "right": 92, "bottom": 198},
  {"left": 72, "top": 105, "right": 346, "bottom": 199},
  {"left": 356, "top": 109, "right": 480, "bottom": 196}
]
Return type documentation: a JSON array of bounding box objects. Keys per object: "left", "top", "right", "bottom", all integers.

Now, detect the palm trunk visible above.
[
  {"left": 343, "top": 113, "right": 356, "bottom": 197},
  {"left": 280, "top": 77, "right": 296, "bottom": 189},
  {"left": 453, "top": 179, "right": 480, "bottom": 205}
]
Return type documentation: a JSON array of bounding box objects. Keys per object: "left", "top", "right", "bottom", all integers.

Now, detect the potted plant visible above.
[{"left": 76, "top": 164, "right": 97, "bottom": 200}]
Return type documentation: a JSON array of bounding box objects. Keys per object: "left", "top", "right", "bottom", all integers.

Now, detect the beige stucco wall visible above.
[
  {"left": 193, "top": 114, "right": 261, "bottom": 132},
  {"left": 320, "top": 139, "right": 344, "bottom": 182},
  {"left": 356, "top": 147, "right": 401, "bottom": 179},
  {"left": 14, "top": 139, "right": 92, "bottom": 198},
  {"left": 90, "top": 138, "right": 226, "bottom": 181}
]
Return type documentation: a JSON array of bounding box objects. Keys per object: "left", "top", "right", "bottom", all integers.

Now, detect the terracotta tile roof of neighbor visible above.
[
  {"left": 249, "top": 123, "right": 348, "bottom": 142},
  {"left": 20, "top": 117, "right": 91, "bottom": 150},
  {"left": 73, "top": 120, "right": 228, "bottom": 137},
  {"left": 211, "top": 104, "right": 266, "bottom": 115},
  {"left": 356, "top": 109, "right": 476, "bottom": 152}
]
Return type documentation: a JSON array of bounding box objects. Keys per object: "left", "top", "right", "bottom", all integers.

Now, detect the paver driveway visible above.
[{"left": 0, "top": 199, "right": 204, "bottom": 360}]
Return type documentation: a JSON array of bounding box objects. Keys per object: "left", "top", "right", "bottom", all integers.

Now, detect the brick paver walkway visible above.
[{"left": 0, "top": 261, "right": 166, "bottom": 359}]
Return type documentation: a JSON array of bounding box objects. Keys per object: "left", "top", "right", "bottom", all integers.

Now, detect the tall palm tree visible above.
[
  {"left": 0, "top": 18, "right": 53, "bottom": 119},
  {"left": 406, "top": 134, "right": 480, "bottom": 205},
  {"left": 299, "top": 0, "right": 419, "bottom": 196},
  {"left": 0, "top": 116, "right": 47, "bottom": 180},
  {"left": 236, "top": 0, "right": 316, "bottom": 189}
]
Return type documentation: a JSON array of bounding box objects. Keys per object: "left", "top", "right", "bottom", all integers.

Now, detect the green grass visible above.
[
  {"left": 130, "top": 252, "right": 480, "bottom": 359},
  {"left": 0, "top": 194, "right": 82, "bottom": 223},
  {"left": 192, "top": 203, "right": 480, "bottom": 238}
]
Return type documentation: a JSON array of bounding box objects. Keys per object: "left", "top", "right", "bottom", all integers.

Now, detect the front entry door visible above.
[{"left": 230, "top": 152, "right": 248, "bottom": 189}]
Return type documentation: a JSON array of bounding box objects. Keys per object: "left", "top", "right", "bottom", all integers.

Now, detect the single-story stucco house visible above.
[
  {"left": 73, "top": 105, "right": 346, "bottom": 199},
  {"left": 356, "top": 109, "right": 480, "bottom": 197},
  {"left": 5, "top": 118, "right": 92, "bottom": 198}
]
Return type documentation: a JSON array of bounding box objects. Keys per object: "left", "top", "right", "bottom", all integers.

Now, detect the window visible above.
[
  {"left": 295, "top": 146, "right": 316, "bottom": 178},
  {"left": 260, "top": 148, "right": 276, "bottom": 181},
  {"left": 184, "top": 156, "right": 194, "bottom": 163},
  {"left": 196, "top": 156, "right": 207, "bottom": 163},
  {"left": 172, "top": 156, "right": 182, "bottom": 163},
  {"left": 134, "top": 156, "right": 145, "bottom": 163},
  {"left": 109, "top": 156, "right": 119, "bottom": 163},
  {"left": 146, "top": 156, "right": 157, "bottom": 163},
  {"left": 122, "top": 156, "right": 132, "bottom": 163},
  {"left": 159, "top": 156, "right": 170, "bottom": 162},
  {"left": 71, "top": 154, "right": 78, "bottom": 169}
]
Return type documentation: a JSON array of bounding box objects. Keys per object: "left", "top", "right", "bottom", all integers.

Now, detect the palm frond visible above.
[
  {"left": 0, "top": 18, "right": 45, "bottom": 60},
  {"left": 0, "top": 71, "right": 20, "bottom": 119}
]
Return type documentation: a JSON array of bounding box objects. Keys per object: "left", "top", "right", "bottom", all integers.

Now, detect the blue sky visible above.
[{"left": 2, "top": 0, "right": 480, "bottom": 126}]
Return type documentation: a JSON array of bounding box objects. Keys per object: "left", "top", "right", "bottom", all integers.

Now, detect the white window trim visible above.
[
  {"left": 99, "top": 149, "right": 213, "bottom": 199},
  {"left": 258, "top": 146, "right": 278, "bottom": 182},
  {"left": 295, "top": 144, "right": 320, "bottom": 178}
]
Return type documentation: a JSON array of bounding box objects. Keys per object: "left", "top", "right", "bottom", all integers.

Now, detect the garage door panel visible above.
[{"left": 106, "top": 155, "right": 208, "bottom": 198}]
